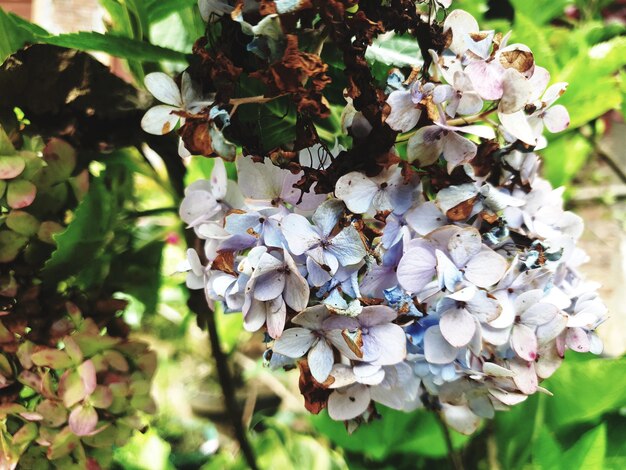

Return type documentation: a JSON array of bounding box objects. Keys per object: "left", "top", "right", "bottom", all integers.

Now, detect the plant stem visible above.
[
  {"left": 435, "top": 411, "right": 464, "bottom": 470},
  {"left": 129, "top": 206, "right": 178, "bottom": 218},
  {"left": 198, "top": 287, "right": 258, "bottom": 470},
  {"left": 486, "top": 422, "right": 501, "bottom": 470},
  {"left": 447, "top": 108, "right": 498, "bottom": 127}
]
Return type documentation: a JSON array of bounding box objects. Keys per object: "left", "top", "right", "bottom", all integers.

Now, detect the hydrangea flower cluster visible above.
[
  {"left": 0, "top": 303, "right": 156, "bottom": 468},
  {"left": 169, "top": 3, "right": 607, "bottom": 433}
]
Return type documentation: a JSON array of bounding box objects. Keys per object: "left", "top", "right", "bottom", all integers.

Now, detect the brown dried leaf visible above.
[{"left": 446, "top": 196, "right": 478, "bottom": 221}]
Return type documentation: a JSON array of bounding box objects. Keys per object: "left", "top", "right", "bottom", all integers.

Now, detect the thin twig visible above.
[
  {"left": 435, "top": 411, "right": 465, "bottom": 470},
  {"left": 447, "top": 107, "right": 498, "bottom": 127},
  {"left": 598, "top": 151, "right": 626, "bottom": 185},
  {"left": 189, "top": 285, "right": 258, "bottom": 470},
  {"left": 229, "top": 95, "right": 285, "bottom": 116}
]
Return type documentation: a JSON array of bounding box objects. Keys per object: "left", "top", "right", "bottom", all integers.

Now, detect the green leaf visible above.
[
  {"left": 365, "top": 33, "right": 422, "bottom": 68},
  {"left": 0, "top": 230, "right": 27, "bottom": 262},
  {"left": 107, "top": 239, "right": 164, "bottom": 314},
  {"left": 509, "top": 0, "right": 574, "bottom": 25},
  {"left": 0, "top": 8, "right": 35, "bottom": 64},
  {"left": 113, "top": 429, "right": 175, "bottom": 470},
  {"left": 146, "top": 0, "right": 198, "bottom": 24},
  {"left": 541, "top": 133, "right": 592, "bottom": 187},
  {"left": 1, "top": 8, "right": 186, "bottom": 65},
  {"left": 310, "top": 407, "right": 469, "bottom": 461},
  {"left": 560, "top": 424, "right": 606, "bottom": 470},
  {"left": 532, "top": 427, "right": 563, "bottom": 469},
  {"left": 6, "top": 211, "right": 40, "bottom": 236},
  {"left": 542, "top": 355, "right": 626, "bottom": 429},
  {"left": 556, "top": 36, "right": 626, "bottom": 128},
  {"left": 41, "top": 175, "right": 115, "bottom": 283},
  {"left": 43, "top": 32, "right": 186, "bottom": 64},
  {"left": 511, "top": 13, "right": 559, "bottom": 75}
]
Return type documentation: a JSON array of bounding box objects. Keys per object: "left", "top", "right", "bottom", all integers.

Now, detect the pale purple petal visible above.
[
  {"left": 368, "top": 324, "right": 407, "bottom": 365},
  {"left": 327, "top": 226, "right": 366, "bottom": 265},
  {"left": 308, "top": 339, "right": 335, "bottom": 383},
  {"left": 312, "top": 199, "right": 344, "bottom": 237},
  {"left": 509, "top": 359, "right": 538, "bottom": 395},
  {"left": 424, "top": 326, "right": 459, "bottom": 364},
  {"left": 265, "top": 296, "right": 287, "bottom": 339},
  {"left": 456, "top": 91, "right": 483, "bottom": 116},
  {"left": 447, "top": 227, "right": 482, "bottom": 266},
  {"left": 441, "top": 404, "right": 481, "bottom": 435},
  {"left": 305, "top": 257, "right": 332, "bottom": 287},
  {"left": 465, "top": 61, "right": 504, "bottom": 101},
  {"left": 565, "top": 327, "right": 590, "bottom": 353},
  {"left": 292, "top": 305, "right": 330, "bottom": 329},
  {"left": 543, "top": 105, "right": 570, "bottom": 133},
  {"left": 335, "top": 172, "right": 378, "bottom": 214},
  {"left": 397, "top": 246, "right": 437, "bottom": 293},
  {"left": 499, "top": 68, "right": 531, "bottom": 114},
  {"left": 358, "top": 305, "right": 397, "bottom": 327},
  {"left": 282, "top": 250, "right": 310, "bottom": 311},
  {"left": 243, "top": 297, "right": 267, "bottom": 332},
  {"left": 440, "top": 308, "right": 476, "bottom": 347},
  {"left": 442, "top": 131, "right": 477, "bottom": 172},
  {"left": 443, "top": 10, "right": 479, "bottom": 55},
  {"left": 521, "top": 303, "right": 559, "bottom": 326}
]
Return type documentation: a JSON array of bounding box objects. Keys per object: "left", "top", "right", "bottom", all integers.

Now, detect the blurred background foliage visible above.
[{"left": 0, "top": 0, "right": 625, "bottom": 468}]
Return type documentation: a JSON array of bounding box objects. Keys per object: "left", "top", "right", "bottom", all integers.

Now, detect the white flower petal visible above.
[
  {"left": 386, "top": 90, "right": 421, "bottom": 133},
  {"left": 499, "top": 110, "right": 537, "bottom": 145},
  {"left": 281, "top": 213, "right": 321, "bottom": 255},
  {"left": 141, "top": 105, "right": 180, "bottom": 135},
  {"left": 328, "top": 384, "right": 370, "bottom": 421},
  {"left": 463, "top": 249, "right": 507, "bottom": 288},
  {"left": 405, "top": 202, "right": 446, "bottom": 235},
  {"left": 511, "top": 323, "right": 538, "bottom": 361},
  {"left": 145, "top": 72, "right": 183, "bottom": 107},
  {"left": 441, "top": 403, "right": 481, "bottom": 435}
]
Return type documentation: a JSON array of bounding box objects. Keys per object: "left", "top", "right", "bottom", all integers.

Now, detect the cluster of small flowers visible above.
[
  {"left": 173, "top": 7, "right": 607, "bottom": 433},
  {"left": 0, "top": 303, "right": 156, "bottom": 468}
]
